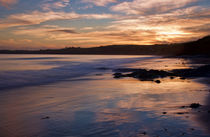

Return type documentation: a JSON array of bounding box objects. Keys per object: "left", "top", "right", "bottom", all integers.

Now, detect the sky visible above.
[{"left": 0, "top": 0, "right": 210, "bottom": 49}]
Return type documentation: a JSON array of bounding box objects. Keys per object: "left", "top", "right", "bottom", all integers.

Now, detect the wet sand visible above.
[{"left": 0, "top": 55, "right": 210, "bottom": 137}]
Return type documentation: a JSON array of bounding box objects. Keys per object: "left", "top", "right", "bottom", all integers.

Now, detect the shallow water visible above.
[{"left": 0, "top": 54, "right": 210, "bottom": 137}]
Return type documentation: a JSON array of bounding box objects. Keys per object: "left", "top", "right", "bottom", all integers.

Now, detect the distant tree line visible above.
[{"left": 0, "top": 36, "right": 210, "bottom": 56}]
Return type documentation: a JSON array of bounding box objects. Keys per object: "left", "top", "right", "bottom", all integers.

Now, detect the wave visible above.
[{"left": 0, "top": 55, "right": 157, "bottom": 90}]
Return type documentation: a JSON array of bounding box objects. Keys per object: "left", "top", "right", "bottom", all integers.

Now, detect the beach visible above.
[{"left": 0, "top": 54, "right": 210, "bottom": 137}]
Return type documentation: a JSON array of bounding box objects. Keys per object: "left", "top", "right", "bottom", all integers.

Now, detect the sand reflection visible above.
[{"left": 0, "top": 56, "right": 210, "bottom": 137}]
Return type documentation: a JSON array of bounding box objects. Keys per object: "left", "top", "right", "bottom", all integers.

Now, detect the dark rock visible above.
[
  {"left": 180, "top": 77, "right": 186, "bottom": 80},
  {"left": 177, "top": 112, "right": 185, "bottom": 115},
  {"left": 113, "top": 73, "right": 123, "bottom": 78},
  {"left": 177, "top": 112, "right": 189, "bottom": 115},
  {"left": 170, "top": 76, "right": 175, "bottom": 79},
  {"left": 190, "top": 103, "right": 201, "bottom": 109},
  {"left": 162, "top": 112, "right": 167, "bottom": 114},
  {"left": 114, "top": 68, "right": 139, "bottom": 72},
  {"left": 113, "top": 65, "right": 210, "bottom": 81},
  {"left": 155, "top": 80, "right": 161, "bottom": 83},
  {"left": 114, "top": 68, "right": 173, "bottom": 81},
  {"left": 141, "top": 132, "right": 147, "bottom": 135},
  {"left": 172, "top": 65, "right": 210, "bottom": 78},
  {"left": 182, "top": 132, "right": 186, "bottom": 135},
  {"left": 190, "top": 128, "right": 195, "bottom": 131},
  {"left": 180, "top": 106, "right": 187, "bottom": 108},
  {"left": 41, "top": 116, "right": 50, "bottom": 120}
]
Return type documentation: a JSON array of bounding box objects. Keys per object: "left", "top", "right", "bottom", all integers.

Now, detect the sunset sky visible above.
[{"left": 0, "top": 0, "right": 210, "bottom": 49}]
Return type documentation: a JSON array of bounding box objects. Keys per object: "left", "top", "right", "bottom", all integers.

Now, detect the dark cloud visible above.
[{"left": 49, "top": 29, "right": 78, "bottom": 34}]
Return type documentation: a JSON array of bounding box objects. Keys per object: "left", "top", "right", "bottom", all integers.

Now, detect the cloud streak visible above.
[
  {"left": 12, "top": 25, "right": 157, "bottom": 47},
  {"left": 0, "top": 0, "right": 210, "bottom": 49},
  {"left": 82, "top": 0, "right": 117, "bottom": 6},
  {"left": 0, "top": 11, "right": 114, "bottom": 28},
  {"left": 48, "top": 29, "right": 78, "bottom": 34},
  {"left": 41, "top": 0, "right": 70, "bottom": 11},
  {"left": 111, "top": 0, "right": 199, "bottom": 15}
]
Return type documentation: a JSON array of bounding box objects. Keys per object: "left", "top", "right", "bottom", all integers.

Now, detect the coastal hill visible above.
[{"left": 0, "top": 35, "right": 210, "bottom": 55}]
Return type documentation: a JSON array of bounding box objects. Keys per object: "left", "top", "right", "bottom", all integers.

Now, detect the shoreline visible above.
[
  {"left": 112, "top": 55, "right": 210, "bottom": 135},
  {"left": 1, "top": 54, "right": 210, "bottom": 136}
]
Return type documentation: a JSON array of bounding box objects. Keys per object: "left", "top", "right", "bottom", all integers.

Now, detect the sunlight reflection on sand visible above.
[{"left": 0, "top": 55, "right": 210, "bottom": 137}]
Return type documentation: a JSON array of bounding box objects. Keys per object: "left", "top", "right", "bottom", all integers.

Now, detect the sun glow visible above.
[{"left": 0, "top": 0, "right": 209, "bottom": 49}]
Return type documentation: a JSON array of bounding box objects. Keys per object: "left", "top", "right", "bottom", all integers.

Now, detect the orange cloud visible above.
[
  {"left": 81, "top": 27, "right": 94, "bottom": 30},
  {"left": 0, "top": 0, "right": 17, "bottom": 8},
  {"left": 6, "top": 5, "right": 210, "bottom": 49},
  {"left": 0, "top": 11, "right": 114, "bottom": 28},
  {"left": 12, "top": 25, "right": 158, "bottom": 47},
  {"left": 108, "top": 5, "right": 210, "bottom": 43},
  {"left": 0, "top": 0, "right": 209, "bottom": 49}
]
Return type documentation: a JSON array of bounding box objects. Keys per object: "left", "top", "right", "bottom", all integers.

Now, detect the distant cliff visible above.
[{"left": 0, "top": 36, "right": 210, "bottom": 55}]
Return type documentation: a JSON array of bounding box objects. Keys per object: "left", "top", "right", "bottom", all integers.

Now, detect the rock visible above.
[
  {"left": 114, "top": 68, "right": 173, "bottom": 81},
  {"left": 190, "top": 128, "right": 195, "bottom": 131},
  {"left": 113, "top": 65, "right": 210, "bottom": 81},
  {"left": 155, "top": 80, "right": 161, "bottom": 83},
  {"left": 180, "top": 106, "right": 187, "bottom": 108},
  {"left": 170, "top": 76, "right": 175, "bottom": 79},
  {"left": 180, "top": 77, "right": 186, "bottom": 80},
  {"left": 176, "top": 112, "right": 189, "bottom": 115},
  {"left": 141, "top": 132, "right": 147, "bottom": 135},
  {"left": 189, "top": 103, "right": 201, "bottom": 109},
  {"left": 182, "top": 132, "right": 186, "bottom": 135},
  {"left": 114, "top": 68, "right": 139, "bottom": 72},
  {"left": 162, "top": 112, "right": 167, "bottom": 114},
  {"left": 113, "top": 73, "right": 123, "bottom": 78},
  {"left": 177, "top": 112, "right": 185, "bottom": 115},
  {"left": 41, "top": 116, "right": 50, "bottom": 120}
]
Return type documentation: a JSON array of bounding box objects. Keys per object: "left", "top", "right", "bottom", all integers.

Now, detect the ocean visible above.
[{"left": 0, "top": 54, "right": 210, "bottom": 137}]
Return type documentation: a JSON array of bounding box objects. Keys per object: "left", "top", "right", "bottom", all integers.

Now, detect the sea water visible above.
[{"left": 0, "top": 54, "right": 209, "bottom": 137}]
